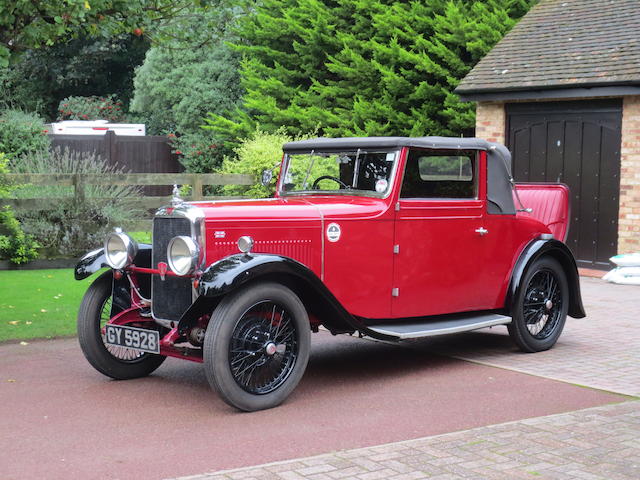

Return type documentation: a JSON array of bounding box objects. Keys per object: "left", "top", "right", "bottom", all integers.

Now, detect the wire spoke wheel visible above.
[
  {"left": 522, "top": 269, "right": 563, "bottom": 339},
  {"left": 229, "top": 301, "right": 299, "bottom": 395},
  {"left": 98, "top": 295, "right": 146, "bottom": 362},
  {"left": 77, "top": 271, "right": 165, "bottom": 380},
  {"left": 204, "top": 282, "right": 311, "bottom": 411},
  {"left": 508, "top": 257, "right": 569, "bottom": 353}
]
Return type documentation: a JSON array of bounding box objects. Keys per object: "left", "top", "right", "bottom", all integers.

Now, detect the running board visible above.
[{"left": 367, "top": 313, "right": 511, "bottom": 340}]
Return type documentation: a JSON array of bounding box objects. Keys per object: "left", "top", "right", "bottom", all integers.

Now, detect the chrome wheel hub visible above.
[{"left": 265, "top": 342, "right": 277, "bottom": 356}]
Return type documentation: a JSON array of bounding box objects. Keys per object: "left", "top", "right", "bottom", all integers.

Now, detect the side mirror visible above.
[{"left": 261, "top": 169, "right": 273, "bottom": 186}]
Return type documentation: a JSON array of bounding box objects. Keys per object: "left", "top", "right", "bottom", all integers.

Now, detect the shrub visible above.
[
  {"left": 218, "top": 129, "right": 314, "bottom": 198},
  {"left": 0, "top": 152, "right": 39, "bottom": 264},
  {"left": 0, "top": 207, "right": 40, "bottom": 264},
  {"left": 0, "top": 109, "right": 50, "bottom": 161},
  {"left": 57, "top": 95, "right": 126, "bottom": 123},
  {"left": 11, "top": 148, "right": 142, "bottom": 258},
  {"left": 0, "top": 152, "right": 10, "bottom": 198},
  {"left": 170, "top": 130, "right": 231, "bottom": 174}
]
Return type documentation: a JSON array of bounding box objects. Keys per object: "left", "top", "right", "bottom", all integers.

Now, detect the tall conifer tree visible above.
[{"left": 206, "top": 0, "right": 535, "bottom": 141}]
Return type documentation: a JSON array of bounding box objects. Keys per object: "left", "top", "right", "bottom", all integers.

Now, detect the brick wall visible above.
[
  {"left": 619, "top": 95, "right": 640, "bottom": 254},
  {"left": 475, "top": 102, "right": 505, "bottom": 144}
]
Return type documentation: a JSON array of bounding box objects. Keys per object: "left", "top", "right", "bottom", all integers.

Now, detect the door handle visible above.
[{"left": 475, "top": 227, "right": 489, "bottom": 236}]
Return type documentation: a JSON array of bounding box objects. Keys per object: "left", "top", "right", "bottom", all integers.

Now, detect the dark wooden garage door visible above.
[{"left": 506, "top": 100, "right": 622, "bottom": 269}]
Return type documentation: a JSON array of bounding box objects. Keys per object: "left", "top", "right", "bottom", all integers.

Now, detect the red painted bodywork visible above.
[
  {"left": 514, "top": 183, "right": 570, "bottom": 242},
  {"left": 182, "top": 148, "right": 566, "bottom": 320}
]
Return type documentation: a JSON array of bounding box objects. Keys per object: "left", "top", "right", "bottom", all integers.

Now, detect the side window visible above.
[{"left": 401, "top": 149, "right": 477, "bottom": 199}]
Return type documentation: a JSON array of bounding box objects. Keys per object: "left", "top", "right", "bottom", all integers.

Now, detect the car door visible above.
[{"left": 392, "top": 148, "right": 504, "bottom": 318}]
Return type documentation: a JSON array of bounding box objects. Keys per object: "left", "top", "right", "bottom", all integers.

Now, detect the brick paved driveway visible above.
[
  {"left": 181, "top": 401, "right": 639, "bottom": 480},
  {"left": 172, "top": 278, "right": 640, "bottom": 480},
  {"left": 420, "top": 277, "right": 640, "bottom": 397}
]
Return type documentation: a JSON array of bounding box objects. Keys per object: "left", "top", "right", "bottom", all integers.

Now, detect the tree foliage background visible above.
[
  {"left": 129, "top": 5, "right": 242, "bottom": 136},
  {"left": 0, "top": 0, "right": 217, "bottom": 67},
  {"left": 0, "top": 35, "right": 148, "bottom": 119},
  {"left": 206, "top": 0, "right": 535, "bottom": 142}
]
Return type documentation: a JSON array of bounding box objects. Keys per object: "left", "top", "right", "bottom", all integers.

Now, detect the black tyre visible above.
[
  {"left": 508, "top": 257, "right": 569, "bottom": 353},
  {"left": 77, "top": 271, "right": 165, "bottom": 379},
  {"left": 204, "top": 282, "right": 311, "bottom": 412}
]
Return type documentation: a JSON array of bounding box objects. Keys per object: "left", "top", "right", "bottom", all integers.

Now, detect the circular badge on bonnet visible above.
[{"left": 326, "top": 223, "right": 341, "bottom": 242}]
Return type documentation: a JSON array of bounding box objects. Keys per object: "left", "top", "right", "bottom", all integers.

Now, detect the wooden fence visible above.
[
  {"left": 49, "top": 132, "right": 183, "bottom": 196},
  {"left": 3, "top": 172, "right": 255, "bottom": 211}
]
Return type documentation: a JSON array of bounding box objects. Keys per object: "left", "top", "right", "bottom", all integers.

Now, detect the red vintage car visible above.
[{"left": 75, "top": 136, "right": 585, "bottom": 411}]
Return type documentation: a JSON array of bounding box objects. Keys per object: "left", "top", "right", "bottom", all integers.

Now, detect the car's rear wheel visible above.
[
  {"left": 77, "top": 271, "right": 165, "bottom": 379},
  {"left": 508, "top": 257, "right": 569, "bottom": 352},
  {"left": 204, "top": 282, "right": 311, "bottom": 412}
]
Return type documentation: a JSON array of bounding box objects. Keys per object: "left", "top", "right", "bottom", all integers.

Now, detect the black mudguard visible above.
[
  {"left": 74, "top": 248, "right": 109, "bottom": 281},
  {"left": 177, "top": 253, "right": 368, "bottom": 337},
  {"left": 74, "top": 244, "right": 153, "bottom": 316},
  {"left": 74, "top": 244, "right": 153, "bottom": 280},
  {"left": 507, "top": 238, "right": 586, "bottom": 318}
]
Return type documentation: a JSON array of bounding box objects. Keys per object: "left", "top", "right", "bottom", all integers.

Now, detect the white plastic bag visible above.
[
  {"left": 603, "top": 266, "right": 640, "bottom": 285},
  {"left": 610, "top": 253, "right": 640, "bottom": 267}
]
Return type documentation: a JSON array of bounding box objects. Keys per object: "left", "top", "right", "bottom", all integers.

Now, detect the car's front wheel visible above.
[
  {"left": 508, "top": 257, "right": 569, "bottom": 352},
  {"left": 204, "top": 282, "right": 311, "bottom": 411},
  {"left": 77, "top": 271, "right": 166, "bottom": 379}
]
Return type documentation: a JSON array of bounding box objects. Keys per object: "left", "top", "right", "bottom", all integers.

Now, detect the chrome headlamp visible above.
[
  {"left": 167, "top": 236, "right": 200, "bottom": 276},
  {"left": 104, "top": 230, "right": 138, "bottom": 269}
]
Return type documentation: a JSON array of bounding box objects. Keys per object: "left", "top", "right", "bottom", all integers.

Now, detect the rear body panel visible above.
[{"left": 514, "top": 183, "right": 570, "bottom": 242}]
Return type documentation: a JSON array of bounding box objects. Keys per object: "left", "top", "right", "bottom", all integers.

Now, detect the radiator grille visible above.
[{"left": 152, "top": 217, "right": 193, "bottom": 322}]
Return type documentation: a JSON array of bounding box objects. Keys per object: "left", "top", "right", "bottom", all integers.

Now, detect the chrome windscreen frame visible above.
[
  {"left": 278, "top": 148, "right": 401, "bottom": 200},
  {"left": 152, "top": 203, "right": 206, "bottom": 327}
]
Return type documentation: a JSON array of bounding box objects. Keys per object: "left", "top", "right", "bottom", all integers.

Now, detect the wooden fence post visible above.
[
  {"left": 192, "top": 174, "right": 203, "bottom": 201},
  {"left": 73, "top": 173, "right": 86, "bottom": 204},
  {"left": 106, "top": 130, "right": 116, "bottom": 165}
]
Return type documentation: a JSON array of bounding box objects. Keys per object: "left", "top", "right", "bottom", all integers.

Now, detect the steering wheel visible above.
[{"left": 312, "top": 175, "right": 350, "bottom": 190}]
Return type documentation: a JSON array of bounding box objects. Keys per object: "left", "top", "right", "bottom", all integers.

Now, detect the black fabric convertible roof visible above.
[
  {"left": 282, "top": 136, "right": 516, "bottom": 215},
  {"left": 283, "top": 136, "right": 493, "bottom": 152}
]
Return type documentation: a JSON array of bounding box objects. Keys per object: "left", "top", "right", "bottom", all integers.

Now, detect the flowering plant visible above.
[
  {"left": 168, "top": 131, "right": 229, "bottom": 174},
  {"left": 57, "top": 95, "right": 125, "bottom": 122}
]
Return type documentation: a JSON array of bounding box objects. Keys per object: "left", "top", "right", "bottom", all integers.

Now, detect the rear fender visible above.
[
  {"left": 507, "top": 238, "right": 586, "bottom": 318},
  {"left": 177, "top": 254, "right": 368, "bottom": 337}
]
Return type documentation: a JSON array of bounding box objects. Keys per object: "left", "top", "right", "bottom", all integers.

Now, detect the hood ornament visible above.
[{"left": 171, "top": 184, "right": 184, "bottom": 206}]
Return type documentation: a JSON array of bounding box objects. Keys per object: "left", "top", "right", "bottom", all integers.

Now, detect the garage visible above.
[
  {"left": 454, "top": 0, "right": 640, "bottom": 270},
  {"left": 506, "top": 100, "right": 622, "bottom": 269}
]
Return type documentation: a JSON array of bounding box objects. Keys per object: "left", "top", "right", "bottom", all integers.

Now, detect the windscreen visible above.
[{"left": 280, "top": 150, "right": 397, "bottom": 196}]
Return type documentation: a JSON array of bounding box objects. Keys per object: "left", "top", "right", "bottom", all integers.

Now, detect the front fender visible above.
[
  {"left": 177, "top": 253, "right": 389, "bottom": 338},
  {"left": 197, "top": 253, "right": 316, "bottom": 297},
  {"left": 74, "top": 244, "right": 152, "bottom": 280},
  {"left": 507, "top": 238, "right": 586, "bottom": 318},
  {"left": 77, "top": 244, "right": 153, "bottom": 318}
]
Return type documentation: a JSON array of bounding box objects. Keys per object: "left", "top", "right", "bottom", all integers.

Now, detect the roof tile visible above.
[{"left": 456, "top": 0, "right": 640, "bottom": 94}]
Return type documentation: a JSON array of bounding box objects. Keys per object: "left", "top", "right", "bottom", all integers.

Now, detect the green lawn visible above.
[
  {"left": 0, "top": 269, "right": 99, "bottom": 342},
  {"left": 129, "top": 231, "right": 151, "bottom": 244},
  {"left": 0, "top": 231, "right": 150, "bottom": 343}
]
